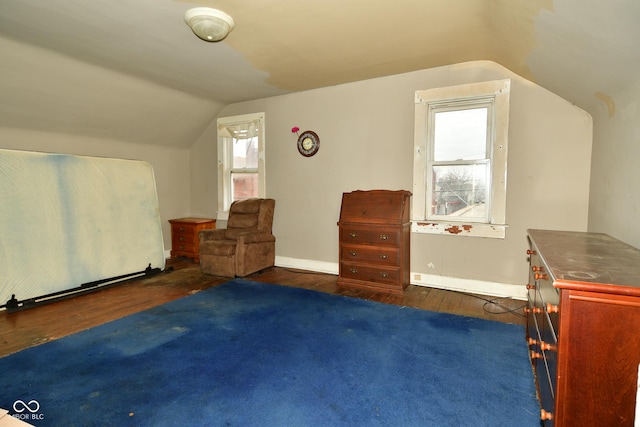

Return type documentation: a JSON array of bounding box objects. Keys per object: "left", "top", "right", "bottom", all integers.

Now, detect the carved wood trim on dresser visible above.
[
  {"left": 337, "top": 190, "right": 411, "bottom": 295},
  {"left": 526, "top": 229, "right": 640, "bottom": 426}
]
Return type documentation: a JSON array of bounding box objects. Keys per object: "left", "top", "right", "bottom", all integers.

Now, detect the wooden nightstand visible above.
[{"left": 169, "top": 218, "right": 216, "bottom": 262}]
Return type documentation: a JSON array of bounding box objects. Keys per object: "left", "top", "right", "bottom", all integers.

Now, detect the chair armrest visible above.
[
  {"left": 199, "top": 228, "right": 226, "bottom": 243},
  {"left": 237, "top": 232, "right": 276, "bottom": 244}
]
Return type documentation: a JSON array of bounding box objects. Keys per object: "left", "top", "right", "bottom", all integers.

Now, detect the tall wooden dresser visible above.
[
  {"left": 337, "top": 190, "right": 411, "bottom": 295},
  {"left": 526, "top": 229, "right": 640, "bottom": 426},
  {"left": 169, "top": 217, "right": 216, "bottom": 263}
]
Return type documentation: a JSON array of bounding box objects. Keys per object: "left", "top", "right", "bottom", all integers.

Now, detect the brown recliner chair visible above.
[{"left": 199, "top": 198, "right": 275, "bottom": 277}]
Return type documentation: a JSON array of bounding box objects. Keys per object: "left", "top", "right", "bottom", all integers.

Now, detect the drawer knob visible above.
[
  {"left": 540, "top": 409, "right": 553, "bottom": 421},
  {"left": 526, "top": 284, "right": 535, "bottom": 290},
  {"left": 350, "top": 268, "right": 358, "bottom": 274},
  {"left": 530, "top": 351, "right": 543, "bottom": 360},
  {"left": 379, "top": 234, "right": 389, "bottom": 240},
  {"left": 531, "top": 266, "right": 543, "bottom": 272},
  {"left": 527, "top": 337, "right": 538, "bottom": 346},
  {"left": 349, "top": 251, "right": 358, "bottom": 256},
  {"left": 527, "top": 249, "right": 537, "bottom": 255},
  {"left": 540, "top": 341, "right": 557, "bottom": 352},
  {"left": 534, "top": 272, "right": 548, "bottom": 280},
  {"left": 179, "top": 236, "right": 186, "bottom": 241},
  {"left": 380, "top": 272, "right": 389, "bottom": 278},
  {"left": 179, "top": 227, "right": 185, "bottom": 232},
  {"left": 349, "top": 232, "right": 358, "bottom": 238},
  {"left": 524, "top": 307, "right": 542, "bottom": 314},
  {"left": 546, "top": 303, "right": 559, "bottom": 313},
  {"left": 379, "top": 254, "right": 389, "bottom": 259}
]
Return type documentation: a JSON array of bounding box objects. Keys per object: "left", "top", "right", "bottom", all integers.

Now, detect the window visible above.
[
  {"left": 217, "top": 113, "right": 265, "bottom": 220},
  {"left": 412, "top": 80, "right": 510, "bottom": 238}
]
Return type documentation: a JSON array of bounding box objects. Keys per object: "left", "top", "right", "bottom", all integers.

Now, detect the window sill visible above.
[{"left": 411, "top": 221, "right": 507, "bottom": 239}]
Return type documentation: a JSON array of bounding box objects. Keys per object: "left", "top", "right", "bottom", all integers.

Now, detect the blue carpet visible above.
[{"left": 0, "top": 280, "right": 539, "bottom": 426}]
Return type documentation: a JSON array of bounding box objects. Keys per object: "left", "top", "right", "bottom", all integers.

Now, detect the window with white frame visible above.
[
  {"left": 217, "top": 112, "right": 266, "bottom": 220},
  {"left": 412, "top": 80, "right": 510, "bottom": 238}
]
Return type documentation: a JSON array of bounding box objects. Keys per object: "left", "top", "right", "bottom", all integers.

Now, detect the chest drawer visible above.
[
  {"left": 527, "top": 241, "right": 559, "bottom": 425},
  {"left": 339, "top": 261, "right": 400, "bottom": 286},
  {"left": 339, "top": 225, "right": 400, "bottom": 246},
  {"left": 530, "top": 254, "right": 559, "bottom": 344},
  {"left": 340, "top": 244, "right": 400, "bottom": 266}
]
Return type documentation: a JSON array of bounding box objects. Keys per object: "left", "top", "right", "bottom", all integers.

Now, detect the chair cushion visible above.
[
  {"left": 224, "top": 199, "right": 263, "bottom": 240},
  {"left": 199, "top": 239, "right": 236, "bottom": 256},
  {"left": 227, "top": 213, "right": 259, "bottom": 229},
  {"left": 230, "top": 198, "right": 262, "bottom": 214}
]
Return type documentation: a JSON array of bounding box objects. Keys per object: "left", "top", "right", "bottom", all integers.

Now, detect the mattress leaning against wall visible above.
[{"left": 0, "top": 148, "right": 166, "bottom": 310}]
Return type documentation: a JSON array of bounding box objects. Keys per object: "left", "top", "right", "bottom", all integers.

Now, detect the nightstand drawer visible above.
[
  {"left": 172, "top": 241, "right": 196, "bottom": 254},
  {"left": 172, "top": 232, "right": 198, "bottom": 246},
  {"left": 172, "top": 223, "right": 197, "bottom": 236}
]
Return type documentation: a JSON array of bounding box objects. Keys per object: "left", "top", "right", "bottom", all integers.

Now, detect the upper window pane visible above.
[
  {"left": 232, "top": 137, "right": 258, "bottom": 169},
  {"left": 433, "top": 108, "right": 488, "bottom": 161}
]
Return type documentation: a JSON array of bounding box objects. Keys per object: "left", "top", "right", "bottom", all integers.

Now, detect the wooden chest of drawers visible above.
[
  {"left": 526, "top": 229, "right": 640, "bottom": 426},
  {"left": 169, "top": 218, "right": 216, "bottom": 262},
  {"left": 337, "top": 190, "right": 411, "bottom": 295}
]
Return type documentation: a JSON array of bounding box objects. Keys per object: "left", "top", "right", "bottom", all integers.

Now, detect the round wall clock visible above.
[{"left": 297, "top": 130, "right": 320, "bottom": 157}]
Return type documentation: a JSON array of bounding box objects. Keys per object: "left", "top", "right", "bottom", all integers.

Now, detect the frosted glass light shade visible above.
[{"left": 184, "top": 7, "right": 235, "bottom": 42}]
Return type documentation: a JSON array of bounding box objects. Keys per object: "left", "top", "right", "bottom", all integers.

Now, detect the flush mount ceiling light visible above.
[{"left": 184, "top": 7, "right": 235, "bottom": 42}]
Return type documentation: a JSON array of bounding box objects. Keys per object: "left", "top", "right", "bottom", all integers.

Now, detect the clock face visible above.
[
  {"left": 302, "top": 137, "right": 314, "bottom": 150},
  {"left": 297, "top": 130, "right": 320, "bottom": 157}
]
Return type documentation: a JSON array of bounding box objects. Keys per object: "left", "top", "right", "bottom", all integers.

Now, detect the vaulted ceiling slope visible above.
[{"left": 1, "top": 0, "right": 639, "bottom": 147}]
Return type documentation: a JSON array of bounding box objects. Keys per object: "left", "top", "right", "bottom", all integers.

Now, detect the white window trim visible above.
[
  {"left": 412, "top": 80, "right": 510, "bottom": 238},
  {"left": 217, "top": 112, "right": 266, "bottom": 221}
]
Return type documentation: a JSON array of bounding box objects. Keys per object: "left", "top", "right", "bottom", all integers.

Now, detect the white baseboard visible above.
[
  {"left": 275, "top": 256, "right": 526, "bottom": 300},
  {"left": 410, "top": 273, "right": 526, "bottom": 300},
  {"left": 275, "top": 256, "right": 338, "bottom": 275}
]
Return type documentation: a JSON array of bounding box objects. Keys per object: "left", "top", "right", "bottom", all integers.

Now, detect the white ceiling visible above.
[{"left": 1, "top": 0, "right": 639, "bottom": 147}]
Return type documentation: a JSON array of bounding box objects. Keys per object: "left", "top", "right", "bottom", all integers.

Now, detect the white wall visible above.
[
  {"left": 202, "top": 61, "right": 592, "bottom": 298},
  {"left": 189, "top": 120, "right": 219, "bottom": 218},
  {"left": 0, "top": 37, "right": 223, "bottom": 150},
  {"left": 588, "top": 78, "right": 640, "bottom": 248}
]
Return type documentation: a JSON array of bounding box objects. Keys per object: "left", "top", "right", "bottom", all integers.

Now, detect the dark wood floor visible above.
[{"left": 0, "top": 258, "right": 527, "bottom": 358}]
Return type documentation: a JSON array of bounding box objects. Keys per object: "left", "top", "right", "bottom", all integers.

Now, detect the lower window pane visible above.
[
  {"left": 231, "top": 172, "right": 258, "bottom": 202},
  {"left": 431, "top": 164, "right": 487, "bottom": 220}
]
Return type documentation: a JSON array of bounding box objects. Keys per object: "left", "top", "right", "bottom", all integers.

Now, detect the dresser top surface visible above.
[{"left": 528, "top": 229, "right": 640, "bottom": 293}]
